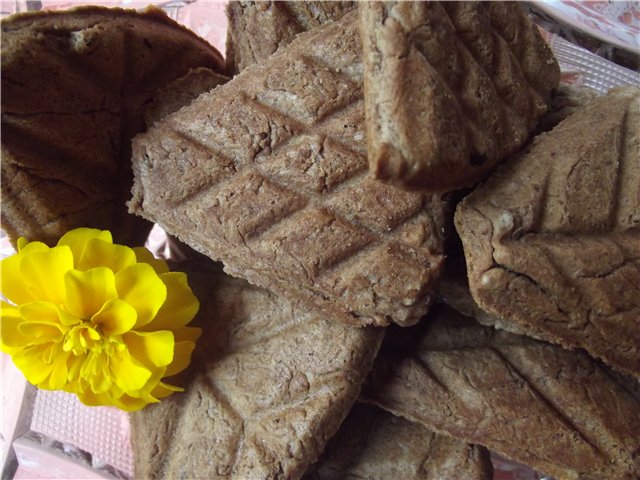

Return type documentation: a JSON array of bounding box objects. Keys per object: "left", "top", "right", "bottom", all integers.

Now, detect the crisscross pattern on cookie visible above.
[{"left": 131, "top": 12, "right": 447, "bottom": 327}]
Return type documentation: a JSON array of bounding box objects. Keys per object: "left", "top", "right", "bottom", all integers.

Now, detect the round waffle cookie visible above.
[{"left": 1, "top": 6, "right": 225, "bottom": 247}]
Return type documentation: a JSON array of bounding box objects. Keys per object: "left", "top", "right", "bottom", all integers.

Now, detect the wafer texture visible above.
[
  {"left": 130, "top": 11, "right": 448, "bottom": 328},
  {"left": 130, "top": 259, "right": 383, "bottom": 480},
  {"left": 226, "top": 0, "right": 355, "bottom": 73},
  {"left": 307, "top": 403, "right": 492, "bottom": 480},
  {"left": 1, "top": 6, "right": 224, "bottom": 247},
  {"left": 455, "top": 86, "right": 640, "bottom": 378},
  {"left": 362, "top": 305, "right": 640, "bottom": 480},
  {"left": 360, "top": 1, "right": 560, "bottom": 191}
]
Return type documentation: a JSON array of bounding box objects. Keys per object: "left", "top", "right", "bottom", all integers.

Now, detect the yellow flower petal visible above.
[
  {"left": 18, "top": 240, "right": 49, "bottom": 254},
  {"left": 88, "top": 362, "right": 113, "bottom": 394},
  {"left": 21, "top": 246, "right": 73, "bottom": 305},
  {"left": 117, "top": 394, "right": 159, "bottom": 412},
  {"left": 55, "top": 305, "right": 82, "bottom": 327},
  {"left": 58, "top": 228, "right": 112, "bottom": 265},
  {"left": 13, "top": 344, "right": 55, "bottom": 386},
  {"left": 19, "top": 301, "right": 60, "bottom": 323},
  {"left": 74, "top": 389, "right": 108, "bottom": 408},
  {"left": 128, "top": 367, "right": 166, "bottom": 399},
  {"left": 115, "top": 264, "right": 166, "bottom": 328},
  {"left": 16, "top": 237, "right": 29, "bottom": 251},
  {"left": 64, "top": 267, "right": 117, "bottom": 320},
  {"left": 0, "top": 302, "right": 28, "bottom": 352},
  {"left": 151, "top": 381, "right": 183, "bottom": 399},
  {"left": 123, "top": 330, "right": 174, "bottom": 368},
  {"left": 0, "top": 254, "right": 25, "bottom": 304},
  {"left": 173, "top": 326, "right": 202, "bottom": 343},
  {"left": 143, "top": 272, "right": 199, "bottom": 332},
  {"left": 80, "top": 350, "right": 106, "bottom": 378},
  {"left": 1, "top": 245, "right": 73, "bottom": 305},
  {"left": 67, "top": 353, "right": 85, "bottom": 383},
  {"left": 18, "top": 302, "right": 65, "bottom": 343},
  {"left": 110, "top": 348, "right": 153, "bottom": 392},
  {"left": 17, "top": 322, "right": 64, "bottom": 344},
  {"left": 47, "top": 350, "right": 71, "bottom": 390},
  {"left": 164, "top": 340, "right": 197, "bottom": 377},
  {"left": 73, "top": 364, "right": 166, "bottom": 411},
  {"left": 62, "top": 380, "right": 80, "bottom": 395},
  {"left": 72, "top": 373, "right": 116, "bottom": 397},
  {"left": 91, "top": 299, "right": 137, "bottom": 336},
  {"left": 78, "top": 239, "right": 137, "bottom": 273},
  {"left": 133, "top": 247, "right": 169, "bottom": 274}
]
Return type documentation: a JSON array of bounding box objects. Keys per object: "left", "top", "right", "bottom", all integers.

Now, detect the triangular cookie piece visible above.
[{"left": 455, "top": 86, "right": 640, "bottom": 377}]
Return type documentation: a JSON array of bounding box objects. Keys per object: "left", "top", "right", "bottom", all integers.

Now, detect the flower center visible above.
[{"left": 62, "top": 321, "right": 106, "bottom": 355}]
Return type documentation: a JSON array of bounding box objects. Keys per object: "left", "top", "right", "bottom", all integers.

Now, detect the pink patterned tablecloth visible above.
[
  {"left": 537, "top": 1, "right": 639, "bottom": 51},
  {"left": 0, "top": 2, "right": 638, "bottom": 480}
]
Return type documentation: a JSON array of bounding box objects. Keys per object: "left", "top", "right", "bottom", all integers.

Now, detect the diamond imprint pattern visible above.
[
  {"left": 172, "top": 93, "right": 430, "bottom": 280},
  {"left": 133, "top": 12, "right": 445, "bottom": 326}
]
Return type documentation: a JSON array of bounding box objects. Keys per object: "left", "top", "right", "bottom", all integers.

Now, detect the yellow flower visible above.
[{"left": 0, "top": 228, "right": 201, "bottom": 412}]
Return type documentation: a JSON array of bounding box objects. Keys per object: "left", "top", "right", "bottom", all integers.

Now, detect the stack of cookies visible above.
[{"left": 2, "top": 2, "right": 638, "bottom": 479}]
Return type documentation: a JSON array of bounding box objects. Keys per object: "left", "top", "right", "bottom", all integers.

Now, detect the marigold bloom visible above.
[{"left": 0, "top": 228, "right": 201, "bottom": 411}]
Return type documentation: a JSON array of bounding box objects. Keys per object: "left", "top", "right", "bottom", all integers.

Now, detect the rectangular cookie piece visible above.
[
  {"left": 130, "top": 258, "right": 383, "bottom": 480},
  {"left": 360, "top": 1, "right": 559, "bottom": 191},
  {"left": 361, "top": 304, "right": 640, "bottom": 480},
  {"left": 306, "top": 403, "right": 492, "bottom": 480},
  {"left": 454, "top": 86, "right": 640, "bottom": 377},
  {"left": 226, "top": 0, "right": 356, "bottom": 73},
  {"left": 129, "top": 11, "right": 448, "bottom": 327}
]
